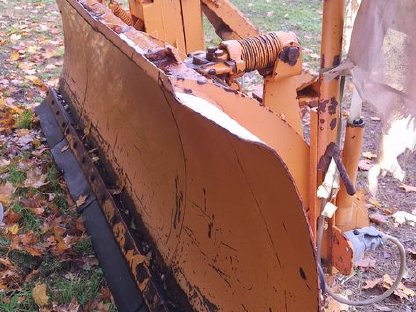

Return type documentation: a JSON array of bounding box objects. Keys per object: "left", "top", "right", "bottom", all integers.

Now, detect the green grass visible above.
[
  {"left": 11, "top": 202, "right": 41, "bottom": 234},
  {"left": 39, "top": 256, "right": 66, "bottom": 276},
  {"left": 73, "top": 236, "right": 93, "bottom": 256},
  {"left": 16, "top": 110, "right": 34, "bottom": 129},
  {"left": 0, "top": 287, "right": 36, "bottom": 312},
  {"left": 47, "top": 165, "right": 72, "bottom": 215},
  {"left": 6, "top": 164, "right": 27, "bottom": 185},
  {"left": 49, "top": 269, "right": 103, "bottom": 305},
  {"left": 47, "top": 164, "right": 59, "bottom": 190},
  {"left": 9, "top": 249, "right": 40, "bottom": 273}
]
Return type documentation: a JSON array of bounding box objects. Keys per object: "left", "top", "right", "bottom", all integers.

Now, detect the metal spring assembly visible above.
[
  {"left": 238, "top": 32, "right": 283, "bottom": 72},
  {"left": 109, "top": 0, "right": 133, "bottom": 26}
]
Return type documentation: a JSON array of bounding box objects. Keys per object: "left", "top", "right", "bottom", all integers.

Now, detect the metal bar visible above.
[
  {"left": 317, "top": 0, "right": 345, "bottom": 266},
  {"left": 200, "top": 0, "right": 259, "bottom": 40},
  {"left": 42, "top": 88, "right": 174, "bottom": 312}
]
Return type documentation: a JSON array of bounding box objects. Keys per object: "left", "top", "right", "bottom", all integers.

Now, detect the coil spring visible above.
[
  {"left": 238, "top": 32, "right": 283, "bottom": 72},
  {"left": 109, "top": 1, "right": 133, "bottom": 26}
]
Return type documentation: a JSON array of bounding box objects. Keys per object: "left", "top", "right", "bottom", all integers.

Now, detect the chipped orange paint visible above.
[{"left": 57, "top": 0, "right": 319, "bottom": 310}]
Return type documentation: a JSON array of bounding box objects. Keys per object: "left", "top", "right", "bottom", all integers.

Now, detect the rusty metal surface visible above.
[
  {"left": 57, "top": 0, "right": 319, "bottom": 310},
  {"left": 315, "top": 0, "right": 345, "bottom": 267},
  {"left": 43, "top": 89, "right": 172, "bottom": 311},
  {"left": 200, "top": 0, "right": 259, "bottom": 41}
]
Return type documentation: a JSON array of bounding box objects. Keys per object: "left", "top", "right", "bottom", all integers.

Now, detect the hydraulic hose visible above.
[{"left": 317, "top": 208, "right": 407, "bottom": 306}]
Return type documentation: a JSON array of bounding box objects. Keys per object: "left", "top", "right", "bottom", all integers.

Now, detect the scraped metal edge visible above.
[{"left": 36, "top": 91, "right": 149, "bottom": 312}]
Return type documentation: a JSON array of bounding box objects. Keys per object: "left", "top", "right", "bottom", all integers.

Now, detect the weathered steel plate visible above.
[{"left": 56, "top": 0, "right": 319, "bottom": 310}]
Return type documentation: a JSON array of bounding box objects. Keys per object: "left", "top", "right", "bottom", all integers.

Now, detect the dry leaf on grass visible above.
[
  {"left": 54, "top": 297, "right": 80, "bottom": 312},
  {"left": 32, "top": 283, "right": 49, "bottom": 307},
  {"left": 368, "top": 198, "right": 382, "bottom": 208},
  {"left": 356, "top": 255, "right": 376, "bottom": 268},
  {"left": 4, "top": 223, "right": 20, "bottom": 235},
  {"left": 24, "top": 268, "right": 40, "bottom": 282},
  {"left": 75, "top": 194, "right": 88, "bottom": 207},
  {"left": 24, "top": 168, "right": 48, "bottom": 189},
  {"left": 369, "top": 212, "right": 389, "bottom": 225},
  {"left": 324, "top": 296, "right": 349, "bottom": 311},
  {"left": 0, "top": 257, "right": 14, "bottom": 269},
  {"left": 60, "top": 144, "right": 69, "bottom": 153},
  {"left": 392, "top": 211, "right": 416, "bottom": 226},
  {"left": 0, "top": 182, "right": 16, "bottom": 204},
  {"left": 363, "top": 274, "right": 415, "bottom": 300},
  {"left": 10, "top": 50, "right": 20, "bottom": 61}
]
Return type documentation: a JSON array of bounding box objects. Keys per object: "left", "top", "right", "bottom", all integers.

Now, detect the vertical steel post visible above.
[{"left": 317, "top": 0, "right": 345, "bottom": 265}]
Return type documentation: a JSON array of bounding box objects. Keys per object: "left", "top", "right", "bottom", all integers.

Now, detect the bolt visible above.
[{"left": 279, "top": 46, "right": 300, "bottom": 66}]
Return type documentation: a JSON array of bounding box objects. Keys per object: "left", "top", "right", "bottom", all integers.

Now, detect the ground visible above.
[{"left": 0, "top": 0, "right": 415, "bottom": 311}]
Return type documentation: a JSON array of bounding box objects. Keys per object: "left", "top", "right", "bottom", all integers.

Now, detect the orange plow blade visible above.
[{"left": 48, "top": 0, "right": 319, "bottom": 310}]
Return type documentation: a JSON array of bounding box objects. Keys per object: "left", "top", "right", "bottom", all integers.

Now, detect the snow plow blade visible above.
[{"left": 42, "top": 0, "right": 319, "bottom": 310}]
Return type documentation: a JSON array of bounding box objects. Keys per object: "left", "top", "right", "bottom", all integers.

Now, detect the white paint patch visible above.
[
  {"left": 175, "top": 92, "right": 263, "bottom": 144},
  {"left": 368, "top": 114, "right": 416, "bottom": 196},
  {"left": 119, "top": 33, "right": 144, "bottom": 54}
]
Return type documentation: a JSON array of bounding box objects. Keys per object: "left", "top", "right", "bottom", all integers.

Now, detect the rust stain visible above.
[
  {"left": 332, "top": 54, "right": 341, "bottom": 67},
  {"left": 328, "top": 97, "right": 338, "bottom": 115},
  {"left": 330, "top": 118, "right": 337, "bottom": 130},
  {"left": 318, "top": 99, "right": 328, "bottom": 113}
]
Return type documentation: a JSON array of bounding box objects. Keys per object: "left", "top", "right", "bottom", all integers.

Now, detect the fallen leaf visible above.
[
  {"left": 394, "top": 283, "right": 415, "bottom": 300},
  {"left": 363, "top": 274, "right": 415, "bottom": 300},
  {"left": 55, "top": 297, "right": 80, "bottom": 312},
  {"left": 10, "top": 34, "right": 21, "bottom": 41},
  {"left": 4, "top": 223, "right": 20, "bottom": 235},
  {"left": 0, "top": 158, "right": 11, "bottom": 166},
  {"left": 325, "top": 296, "right": 349, "bottom": 311},
  {"left": 400, "top": 184, "right": 416, "bottom": 193},
  {"left": 363, "top": 278, "right": 379, "bottom": 290},
  {"left": 407, "top": 248, "right": 416, "bottom": 260},
  {"left": 24, "top": 268, "right": 40, "bottom": 282},
  {"left": 392, "top": 211, "right": 416, "bottom": 225},
  {"left": 75, "top": 194, "right": 88, "bottom": 207},
  {"left": 24, "top": 75, "right": 42, "bottom": 85},
  {"left": 380, "top": 207, "right": 394, "bottom": 215},
  {"left": 60, "top": 144, "right": 69, "bottom": 153},
  {"left": 362, "top": 151, "right": 377, "bottom": 160},
  {"left": 368, "top": 198, "right": 382, "bottom": 208},
  {"left": 20, "top": 230, "right": 37, "bottom": 246},
  {"left": 24, "top": 246, "right": 43, "bottom": 257},
  {"left": 369, "top": 212, "right": 389, "bottom": 225},
  {"left": 0, "top": 182, "right": 16, "bottom": 204},
  {"left": 100, "top": 286, "right": 112, "bottom": 301},
  {"left": 32, "top": 283, "right": 49, "bottom": 307},
  {"left": 356, "top": 255, "right": 376, "bottom": 268},
  {"left": 10, "top": 50, "right": 20, "bottom": 61},
  {"left": 24, "top": 168, "right": 48, "bottom": 189},
  {"left": 0, "top": 257, "right": 14, "bottom": 269}
]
